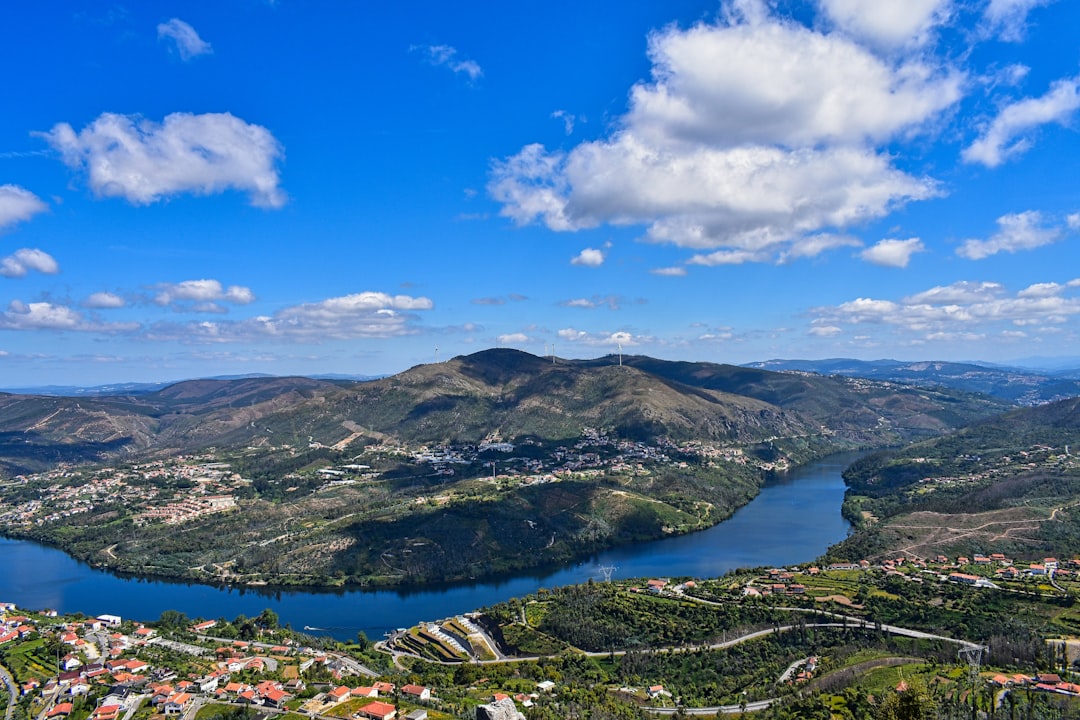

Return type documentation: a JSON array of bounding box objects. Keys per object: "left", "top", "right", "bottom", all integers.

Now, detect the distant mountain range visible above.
[
  {"left": 743, "top": 358, "right": 1080, "bottom": 405},
  {"left": 0, "top": 373, "right": 383, "bottom": 397}
]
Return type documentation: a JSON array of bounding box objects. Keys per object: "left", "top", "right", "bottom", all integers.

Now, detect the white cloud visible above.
[
  {"left": 813, "top": 278, "right": 1080, "bottom": 341},
  {"left": 808, "top": 324, "right": 843, "bottom": 337},
  {"left": 570, "top": 247, "right": 605, "bottom": 267},
  {"left": 497, "top": 332, "right": 531, "bottom": 345},
  {"left": 0, "top": 300, "right": 136, "bottom": 332},
  {"left": 157, "top": 18, "right": 212, "bottom": 60},
  {"left": 983, "top": 0, "right": 1055, "bottom": 41},
  {"left": 651, "top": 266, "right": 687, "bottom": 276},
  {"left": 1017, "top": 281, "right": 1067, "bottom": 298},
  {"left": 963, "top": 76, "right": 1080, "bottom": 167},
  {"left": 551, "top": 110, "right": 576, "bottom": 135},
  {"left": 559, "top": 295, "right": 622, "bottom": 310},
  {"left": 778, "top": 234, "right": 862, "bottom": 263},
  {"left": 84, "top": 292, "right": 126, "bottom": 309},
  {"left": 860, "top": 237, "right": 925, "bottom": 267},
  {"left": 39, "top": 112, "right": 286, "bottom": 208},
  {"left": 557, "top": 328, "right": 650, "bottom": 347},
  {"left": 956, "top": 211, "right": 1062, "bottom": 259},
  {"left": 146, "top": 292, "right": 433, "bottom": 343},
  {"left": 904, "top": 280, "right": 1005, "bottom": 305},
  {"left": 153, "top": 279, "right": 255, "bottom": 311},
  {"left": 0, "top": 185, "right": 47, "bottom": 231},
  {"left": 0, "top": 248, "right": 59, "bottom": 278},
  {"left": 818, "top": 0, "right": 951, "bottom": 49},
  {"left": 418, "top": 45, "right": 482, "bottom": 81},
  {"left": 490, "top": 7, "right": 958, "bottom": 264}
]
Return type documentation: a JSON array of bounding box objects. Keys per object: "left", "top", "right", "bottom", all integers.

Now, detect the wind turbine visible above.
[
  {"left": 434, "top": 345, "right": 439, "bottom": 364},
  {"left": 617, "top": 342, "right": 623, "bottom": 367}
]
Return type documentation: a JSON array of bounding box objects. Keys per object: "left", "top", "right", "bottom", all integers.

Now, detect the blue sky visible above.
[{"left": 2, "top": 0, "right": 1080, "bottom": 385}]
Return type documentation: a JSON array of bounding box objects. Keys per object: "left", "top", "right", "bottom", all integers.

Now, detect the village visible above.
[
  {"left": 3, "top": 541, "right": 1078, "bottom": 720},
  {"left": 0, "top": 428, "right": 779, "bottom": 538}
]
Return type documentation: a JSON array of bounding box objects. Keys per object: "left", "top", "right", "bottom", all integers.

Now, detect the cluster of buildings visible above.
[
  {"left": 0, "top": 604, "right": 446, "bottom": 720},
  {"left": 0, "top": 458, "right": 248, "bottom": 530},
  {"left": 137, "top": 495, "right": 237, "bottom": 525}
]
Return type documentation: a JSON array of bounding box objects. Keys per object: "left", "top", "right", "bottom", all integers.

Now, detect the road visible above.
[{"left": 0, "top": 663, "right": 16, "bottom": 720}]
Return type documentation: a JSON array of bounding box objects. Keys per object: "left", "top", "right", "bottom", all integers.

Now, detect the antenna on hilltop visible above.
[{"left": 599, "top": 565, "right": 617, "bottom": 582}]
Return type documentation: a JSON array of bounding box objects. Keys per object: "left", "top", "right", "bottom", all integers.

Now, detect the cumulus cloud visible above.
[
  {"left": 38, "top": 112, "right": 286, "bottom": 208},
  {"left": 956, "top": 211, "right": 1063, "bottom": 259},
  {"left": 963, "top": 76, "right": 1080, "bottom": 167},
  {"left": 497, "top": 332, "right": 531, "bottom": 345},
  {"left": 0, "top": 249, "right": 59, "bottom": 278},
  {"left": 557, "top": 328, "right": 650, "bottom": 347},
  {"left": 860, "top": 238, "right": 925, "bottom": 267},
  {"left": 152, "top": 291, "right": 435, "bottom": 343},
  {"left": 489, "top": 6, "right": 958, "bottom": 264},
  {"left": 416, "top": 44, "right": 482, "bottom": 81},
  {"left": 84, "top": 292, "right": 125, "bottom": 309},
  {"left": 0, "top": 300, "right": 136, "bottom": 332},
  {"left": 157, "top": 18, "right": 212, "bottom": 60},
  {"left": 982, "top": 0, "right": 1055, "bottom": 41},
  {"left": 153, "top": 279, "right": 255, "bottom": 312},
  {"left": 812, "top": 278, "right": 1080, "bottom": 342},
  {"left": 0, "top": 185, "right": 47, "bottom": 231},
  {"left": 818, "top": 0, "right": 951, "bottom": 49},
  {"left": 570, "top": 247, "right": 605, "bottom": 267}
]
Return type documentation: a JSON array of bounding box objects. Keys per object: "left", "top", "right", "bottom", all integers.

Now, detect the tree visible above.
[
  {"left": 158, "top": 609, "right": 190, "bottom": 631},
  {"left": 256, "top": 608, "right": 279, "bottom": 631},
  {"left": 876, "top": 678, "right": 936, "bottom": 720}
]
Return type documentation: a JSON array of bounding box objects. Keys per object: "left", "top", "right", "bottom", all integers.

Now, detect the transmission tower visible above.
[
  {"left": 958, "top": 644, "right": 987, "bottom": 687},
  {"left": 599, "top": 565, "right": 617, "bottom": 582}
]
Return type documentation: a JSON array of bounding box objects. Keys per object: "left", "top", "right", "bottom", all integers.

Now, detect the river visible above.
[{"left": 0, "top": 452, "right": 860, "bottom": 640}]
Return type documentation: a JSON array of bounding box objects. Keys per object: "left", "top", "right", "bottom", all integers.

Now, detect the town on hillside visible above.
[{"left": 7, "top": 547, "right": 1080, "bottom": 720}]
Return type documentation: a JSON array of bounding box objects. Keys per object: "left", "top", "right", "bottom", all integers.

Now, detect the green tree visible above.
[{"left": 876, "top": 678, "right": 936, "bottom": 720}]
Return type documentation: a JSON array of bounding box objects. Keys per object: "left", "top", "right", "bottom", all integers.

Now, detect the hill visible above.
[
  {"left": 829, "top": 397, "right": 1080, "bottom": 562},
  {"left": 0, "top": 349, "right": 1010, "bottom": 588},
  {"left": 0, "top": 350, "right": 1006, "bottom": 477},
  {"left": 744, "top": 358, "right": 1080, "bottom": 405}
]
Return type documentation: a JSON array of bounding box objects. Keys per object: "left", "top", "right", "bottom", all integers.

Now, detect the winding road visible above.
[{"left": 0, "top": 663, "right": 17, "bottom": 720}]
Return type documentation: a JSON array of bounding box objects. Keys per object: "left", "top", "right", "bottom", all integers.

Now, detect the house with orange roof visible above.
[
  {"left": 401, "top": 684, "right": 430, "bottom": 701},
  {"left": 164, "top": 693, "right": 192, "bottom": 715},
  {"left": 327, "top": 685, "right": 351, "bottom": 703},
  {"left": 352, "top": 686, "right": 378, "bottom": 698},
  {"left": 355, "top": 701, "right": 396, "bottom": 720},
  {"left": 46, "top": 703, "right": 73, "bottom": 718},
  {"left": 91, "top": 705, "right": 121, "bottom": 720}
]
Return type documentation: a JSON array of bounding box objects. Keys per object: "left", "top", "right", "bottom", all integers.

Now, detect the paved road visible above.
[{"left": 0, "top": 663, "right": 16, "bottom": 720}]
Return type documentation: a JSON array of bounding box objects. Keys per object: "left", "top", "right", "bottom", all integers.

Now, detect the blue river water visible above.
[{"left": 0, "top": 452, "right": 860, "bottom": 640}]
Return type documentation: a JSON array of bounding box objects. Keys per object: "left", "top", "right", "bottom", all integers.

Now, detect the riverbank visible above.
[{"left": 0, "top": 452, "right": 861, "bottom": 639}]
